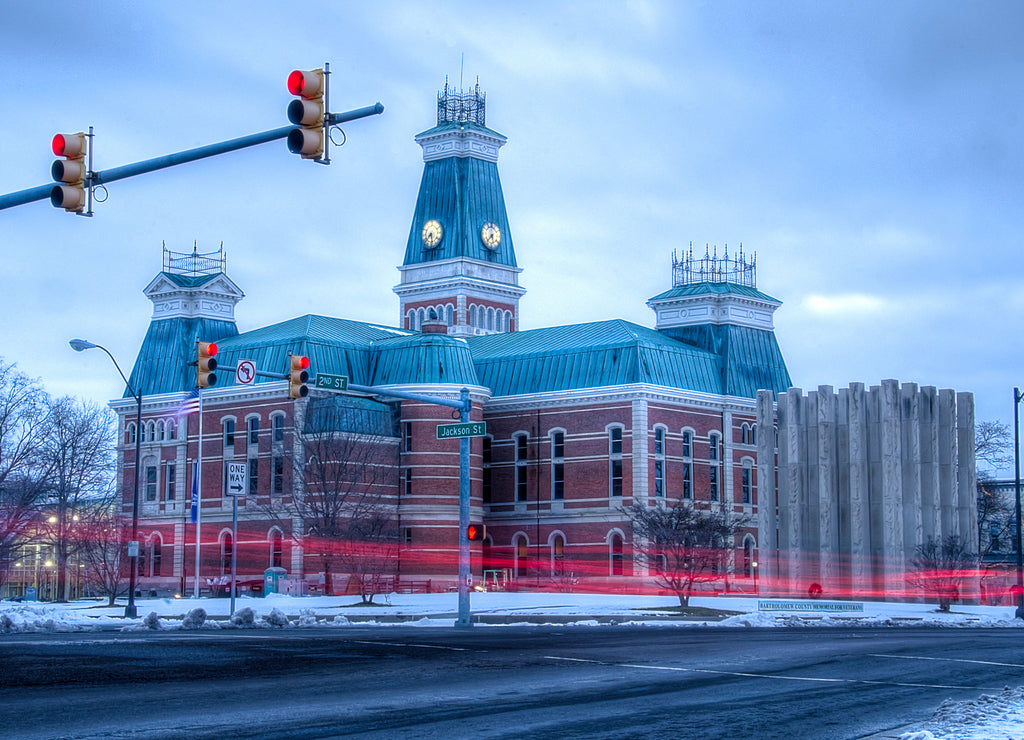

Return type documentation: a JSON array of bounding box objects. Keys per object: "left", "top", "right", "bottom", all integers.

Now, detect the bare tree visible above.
[
  {"left": 908, "top": 535, "right": 978, "bottom": 612},
  {"left": 975, "top": 420, "right": 1013, "bottom": 474},
  {"left": 76, "top": 496, "right": 130, "bottom": 606},
  {"left": 0, "top": 360, "right": 50, "bottom": 589},
  {"left": 37, "top": 397, "right": 116, "bottom": 601},
  {"left": 625, "top": 499, "right": 749, "bottom": 607},
  {"left": 977, "top": 475, "right": 1016, "bottom": 561},
  {"left": 265, "top": 397, "right": 399, "bottom": 602}
]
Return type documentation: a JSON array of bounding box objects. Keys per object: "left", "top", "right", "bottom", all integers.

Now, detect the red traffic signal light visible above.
[
  {"left": 466, "top": 524, "right": 486, "bottom": 541},
  {"left": 289, "top": 354, "right": 310, "bottom": 399},
  {"left": 50, "top": 132, "right": 87, "bottom": 212},
  {"left": 196, "top": 342, "right": 218, "bottom": 388},
  {"left": 286, "top": 69, "right": 325, "bottom": 160}
]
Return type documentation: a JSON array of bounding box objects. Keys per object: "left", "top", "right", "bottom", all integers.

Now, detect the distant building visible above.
[{"left": 112, "top": 83, "right": 973, "bottom": 600}]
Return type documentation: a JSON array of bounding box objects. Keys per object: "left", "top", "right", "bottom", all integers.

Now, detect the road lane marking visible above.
[
  {"left": 352, "top": 640, "right": 471, "bottom": 651},
  {"left": 871, "top": 653, "right": 1024, "bottom": 669},
  {"left": 544, "top": 656, "right": 1004, "bottom": 691}
]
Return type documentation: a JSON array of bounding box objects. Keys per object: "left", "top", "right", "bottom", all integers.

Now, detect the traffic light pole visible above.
[
  {"left": 0, "top": 103, "right": 384, "bottom": 212},
  {"left": 343, "top": 383, "right": 475, "bottom": 626}
]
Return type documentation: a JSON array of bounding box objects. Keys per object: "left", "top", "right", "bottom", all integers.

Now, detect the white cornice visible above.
[
  {"left": 648, "top": 292, "right": 779, "bottom": 331},
  {"left": 416, "top": 127, "right": 507, "bottom": 163},
  {"left": 481, "top": 383, "right": 758, "bottom": 415}
]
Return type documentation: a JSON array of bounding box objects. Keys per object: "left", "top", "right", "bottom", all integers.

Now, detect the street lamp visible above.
[
  {"left": 1013, "top": 389, "right": 1024, "bottom": 620},
  {"left": 70, "top": 338, "right": 142, "bottom": 618},
  {"left": 752, "top": 560, "right": 759, "bottom": 595}
]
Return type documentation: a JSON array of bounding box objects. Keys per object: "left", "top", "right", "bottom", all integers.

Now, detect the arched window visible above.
[
  {"left": 610, "top": 532, "right": 624, "bottom": 576},
  {"left": 220, "top": 532, "right": 233, "bottom": 575},
  {"left": 166, "top": 419, "right": 176, "bottom": 441},
  {"left": 146, "top": 421, "right": 156, "bottom": 443},
  {"left": 514, "top": 433, "right": 529, "bottom": 502},
  {"left": 550, "top": 533, "right": 565, "bottom": 576},
  {"left": 743, "top": 535, "right": 756, "bottom": 578},
  {"left": 681, "top": 429, "right": 693, "bottom": 458},
  {"left": 149, "top": 536, "right": 162, "bottom": 577},
  {"left": 269, "top": 529, "right": 283, "bottom": 569},
  {"left": 157, "top": 420, "right": 165, "bottom": 442},
  {"left": 127, "top": 422, "right": 137, "bottom": 445},
  {"left": 513, "top": 534, "right": 528, "bottom": 578},
  {"left": 469, "top": 304, "right": 479, "bottom": 327}
]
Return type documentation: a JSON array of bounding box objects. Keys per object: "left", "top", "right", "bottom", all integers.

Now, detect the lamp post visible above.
[
  {"left": 752, "top": 560, "right": 759, "bottom": 595},
  {"left": 70, "top": 339, "right": 142, "bottom": 618},
  {"left": 1013, "top": 389, "right": 1024, "bottom": 620}
]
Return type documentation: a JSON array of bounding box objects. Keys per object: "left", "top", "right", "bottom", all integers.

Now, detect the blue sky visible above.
[{"left": 2, "top": 1, "right": 1022, "bottom": 470}]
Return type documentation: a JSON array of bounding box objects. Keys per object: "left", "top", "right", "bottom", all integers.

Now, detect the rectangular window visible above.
[
  {"left": 611, "top": 459, "right": 623, "bottom": 497},
  {"left": 709, "top": 466, "right": 718, "bottom": 501},
  {"left": 655, "top": 459, "right": 664, "bottom": 497},
  {"left": 404, "top": 468, "right": 412, "bottom": 497},
  {"left": 248, "top": 417, "right": 259, "bottom": 445},
  {"left": 166, "top": 464, "right": 176, "bottom": 501},
  {"left": 709, "top": 435, "right": 719, "bottom": 461},
  {"left": 273, "top": 455, "right": 283, "bottom": 495},
  {"left": 609, "top": 427, "right": 623, "bottom": 497},
  {"left": 273, "top": 415, "right": 284, "bottom": 443},
  {"left": 405, "top": 527, "right": 413, "bottom": 544},
  {"left": 552, "top": 432, "right": 564, "bottom": 500},
  {"left": 145, "top": 466, "right": 157, "bottom": 501},
  {"left": 224, "top": 420, "right": 235, "bottom": 448},
  {"left": 742, "top": 467, "right": 751, "bottom": 504},
  {"left": 610, "top": 427, "right": 622, "bottom": 455},
  {"left": 683, "top": 463, "right": 692, "bottom": 499},
  {"left": 516, "top": 435, "right": 528, "bottom": 502},
  {"left": 404, "top": 422, "right": 413, "bottom": 453},
  {"left": 654, "top": 428, "right": 664, "bottom": 455},
  {"left": 482, "top": 437, "right": 492, "bottom": 503},
  {"left": 248, "top": 458, "right": 259, "bottom": 495},
  {"left": 682, "top": 431, "right": 692, "bottom": 458}
]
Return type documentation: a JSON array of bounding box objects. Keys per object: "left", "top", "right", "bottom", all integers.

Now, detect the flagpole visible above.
[{"left": 193, "top": 388, "right": 204, "bottom": 598}]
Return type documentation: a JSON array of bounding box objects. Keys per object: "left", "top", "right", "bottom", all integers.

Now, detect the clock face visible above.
[
  {"left": 481, "top": 222, "right": 501, "bottom": 249},
  {"left": 421, "top": 220, "right": 442, "bottom": 248}
]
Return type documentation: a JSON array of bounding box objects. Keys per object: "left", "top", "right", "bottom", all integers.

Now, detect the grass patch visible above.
[{"left": 633, "top": 605, "right": 744, "bottom": 618}]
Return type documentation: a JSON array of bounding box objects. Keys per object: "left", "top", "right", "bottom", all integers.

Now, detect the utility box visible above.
[{"left": 263, "top": 567, "right": 287, "bottom": 596}]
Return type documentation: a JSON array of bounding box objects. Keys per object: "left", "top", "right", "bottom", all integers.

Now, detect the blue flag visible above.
[{"left": 190, "top": 467, "right": 199, "bottom": 524}]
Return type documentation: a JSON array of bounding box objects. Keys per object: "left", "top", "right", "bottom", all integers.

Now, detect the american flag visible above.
[{"left": 177, "top": 386, "right": 201, "bottom": 417}]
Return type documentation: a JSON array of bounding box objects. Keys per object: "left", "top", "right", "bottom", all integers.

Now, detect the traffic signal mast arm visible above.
[{"left": 0, "top": 103, "right": 384, "bottom": 212}]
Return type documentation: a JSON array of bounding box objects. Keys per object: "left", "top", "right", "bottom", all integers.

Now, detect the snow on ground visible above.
[{"left": 2, "top": 592, "right": 1022, "bottom": 739}]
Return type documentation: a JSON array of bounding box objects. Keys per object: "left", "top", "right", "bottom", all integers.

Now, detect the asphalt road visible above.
[{"left": 1, "top": 626, "right": 1021, "bottom": 739}]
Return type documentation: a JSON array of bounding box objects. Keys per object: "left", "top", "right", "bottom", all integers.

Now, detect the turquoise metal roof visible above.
[
  {"left": 214, "top": 315, "right": 414, "bottom": 390},
  {"left": 648, "top": 281, "right": 780, "bottom": 304},
  {"left": 467, "top": 319, "right": 723, "bottom": 397},
  {"left": 126, "top": 317, "right": 239, "bottom": 397},
  {"left": 159, "top": 271, "right": 221, "bottom": 289},
  {"left": 368, "top": 332, "right": 479, "bottom": 386},
  {"left": 402, "top": 151, "right": 516, "bottom": 268},
  {"left": 660, "top": 324, "right": 791, "bottom": 397},
  {"left": 303, "top": 394, "right": 400, "bottom": 438}
]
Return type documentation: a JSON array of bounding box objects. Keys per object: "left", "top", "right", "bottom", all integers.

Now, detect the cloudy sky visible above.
[{"left": 2, "top": 1, "right": 1022, "bottom": 469}]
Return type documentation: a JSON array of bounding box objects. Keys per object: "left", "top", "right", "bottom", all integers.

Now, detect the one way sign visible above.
[{"left": 225, "top": 461, "right": 248, "bottom": 496}]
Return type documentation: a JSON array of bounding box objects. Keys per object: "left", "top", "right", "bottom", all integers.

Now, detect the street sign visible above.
[
  {"left": 236, "top": 359, "right": 256, "bottom": 385},
  {"left": 437, "top": 421, "right": 487, "bottom": 439},
  {"left": 225, "top": 461, "right": 248, "bottom": 496},
  {"left": 314, "top": 372, "right": 349, "bottom": 391}
]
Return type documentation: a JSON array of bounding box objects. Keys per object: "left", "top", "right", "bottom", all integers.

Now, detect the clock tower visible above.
[{"left": 394, "top": 82, "right": 525, "bottom": 337}]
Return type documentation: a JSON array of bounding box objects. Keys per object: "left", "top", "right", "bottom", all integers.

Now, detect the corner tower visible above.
[
  {"left": 394, "top": 82, "right": 525, "bottom": 337},
  {"left": 127, "top": 244, "right": 242, "bottom": 397},
  {"left": 647, "top": 245, "right": 791, "bottom": 397}
]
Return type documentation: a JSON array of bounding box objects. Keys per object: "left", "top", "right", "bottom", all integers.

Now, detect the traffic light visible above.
[
  {"left": 50, "top": 132, "right": 87, "bottom": 212},
  {"left": 466, "top": 524, "right": 486, "bottom": 541},
  {"left": 289, "top": 354, "right": 310, "bottom": 399},
  {"left": 196, "top": 342, "right": 218, "bottom": 388},
  {"left": 286, "top": 69, "right": 325, "bottom": 160}
]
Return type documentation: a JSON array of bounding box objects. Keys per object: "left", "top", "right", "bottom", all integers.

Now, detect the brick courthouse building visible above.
[{"left": 114, "top": 85, "right": 974, "bottom": 598}]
